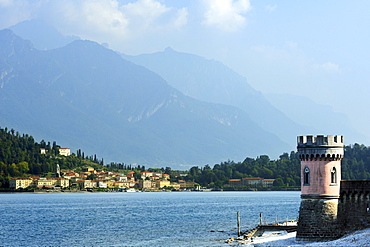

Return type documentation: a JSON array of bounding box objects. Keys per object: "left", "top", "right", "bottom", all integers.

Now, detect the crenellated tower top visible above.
[{"left": 297, "top": 135, "right": 344, "bottom": 161}]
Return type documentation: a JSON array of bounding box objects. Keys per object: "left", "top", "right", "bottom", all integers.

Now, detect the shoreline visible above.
[{"left": 0, "top": 188, "right": 301, "bottom": 193}]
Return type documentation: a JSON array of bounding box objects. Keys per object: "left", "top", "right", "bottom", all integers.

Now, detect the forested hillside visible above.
[
  {"left": 0, "top": 127, "right": 105, "bottom": 187},
  {"left": 1, "top": 127, "right": 370, "bottom": 189},
  {"left": 0, "top": 127, "right": 153, "bottom": 188}
]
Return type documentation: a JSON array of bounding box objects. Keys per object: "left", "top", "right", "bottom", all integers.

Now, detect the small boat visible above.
[{"left": 125, "top": 188, "right": 137, "bottom": 192}]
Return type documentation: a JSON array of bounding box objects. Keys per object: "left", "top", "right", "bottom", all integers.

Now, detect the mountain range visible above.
[
  {"left": 122, "top": 48, "right": 309, "bottom": 145},
  {"left": 0, "top": 19, "right": 363, "bottom": 168},
  {"left": 0, "top": 28, "right": 290, "bottom": 168},
  {"left": 122, "top": 47, "right": 363, "bottom": 145}
]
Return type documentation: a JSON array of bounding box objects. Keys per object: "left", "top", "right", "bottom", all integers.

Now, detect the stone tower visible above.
[
  {"left": 56, "top": 164, "right": 61, "bottom": 178},
  {"left": 296, "top": 135, "right": 344, "bottom": 241}
]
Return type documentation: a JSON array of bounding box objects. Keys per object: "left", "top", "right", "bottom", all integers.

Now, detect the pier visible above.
[
  {"left": 225, "top": 220, "right": 298, "bottom": 244},
  {"left": 243, "top": 221, "right": 298, "bottom": 239},
  {"left": 238, "top": 212, "right": 298, "bottom": 239}
]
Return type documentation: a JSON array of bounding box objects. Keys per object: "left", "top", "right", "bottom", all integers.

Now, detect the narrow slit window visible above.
[
  {"left": 304, "top": 167, "right": 310, "bottom": 185},
  {"left": 331, "top": 167, "right": 337, "bottom": 184}
]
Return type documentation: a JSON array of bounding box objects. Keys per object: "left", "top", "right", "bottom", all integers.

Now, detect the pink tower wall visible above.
[
  {"left": 297, "top": 135, "right": 344, "bottom": 197},
  {"left": 301, "top": 160, "right": 341, "bottom": 196}
]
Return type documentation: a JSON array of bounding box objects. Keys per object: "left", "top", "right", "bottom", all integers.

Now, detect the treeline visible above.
[
  {"left": 180, "top": 144, "right": 370, "bottom": 188},
  {"left": 1, "top": 126, "right": 370, "bottom": 188},
  {"left": 342, "top": 143, "right": 370, "bottom": 179},
  {"left": 182, "top": 152, "right": 301, "bottom": 188}
]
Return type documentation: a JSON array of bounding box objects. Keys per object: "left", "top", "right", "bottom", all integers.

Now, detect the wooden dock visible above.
[{"left": 243, "top": 221, "right": 298, "bottom": 239}]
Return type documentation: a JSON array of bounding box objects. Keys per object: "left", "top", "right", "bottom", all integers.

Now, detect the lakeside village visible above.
[{"left": 8, "top": 147, "right": 276, "bottom": 192}]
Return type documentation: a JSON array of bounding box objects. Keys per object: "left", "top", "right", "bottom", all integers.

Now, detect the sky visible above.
[{"left": 1, "top": 0, "right": 370, "bottom": 142}]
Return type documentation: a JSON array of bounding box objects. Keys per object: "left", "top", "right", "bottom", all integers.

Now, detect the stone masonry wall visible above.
[
  {"left": 338, "top": 180, "right": 370, "bottom": 235},
  {"left": 297, "top": 198, "right": 342, "bottom": 241}
]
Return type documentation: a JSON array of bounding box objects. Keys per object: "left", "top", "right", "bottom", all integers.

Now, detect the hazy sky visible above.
[{"left": 1, "top": 0, "right": 370, "bottom": 141}]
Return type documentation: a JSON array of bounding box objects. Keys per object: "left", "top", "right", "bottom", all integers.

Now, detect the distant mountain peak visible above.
[
  {"left": 64, "top": 39, "right": 103, "bottom": 49},
  {"left": 9, "top": 19, "right": 80, "bottom": 50},
  {"left": 0, "top": 29, "right": 34, "bottom": 57},
  {"left": 164, "top": 47, "right": 175, "bottom": 52}
]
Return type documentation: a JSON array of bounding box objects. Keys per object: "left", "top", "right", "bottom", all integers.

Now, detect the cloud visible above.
[
  {"left": 266, "top": 4, "right": 277, "bottom": 12},
  {"left": 121, "top": 0, "right": 187, "bottom": 33},
  {"left": 202, "top": 0, "right": 251, "bottom": 32},
  {"left": 0, "top": 0, "right": 188, "bottom": 49},
  {"left": 0, "top": 0, "right": 42, "bottom": 29},
  {"left": 46, "top": 0, "right": 129, "bottom": 39},
  {"left": 314, "top": 62, "right": 341, "bottom": 73},
  {"left": 173, "top": 7, "right": 188, "bottom": 30}
]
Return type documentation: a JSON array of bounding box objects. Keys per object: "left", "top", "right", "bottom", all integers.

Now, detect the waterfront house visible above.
[
  {"left": 156, "top": 179, "right": 171, "bottom": 188},
  {"left": 77, "top": 179, "right": 94, "bottom": 189},
  {"left": 113, "top": 181, "right": 126, "bottom": 188},
  {"left": 105, "top": 180, "right": 115, "bottom": 188},
  {"left": 36, "top": 177, "right": 55, "bottom": 188},
  {"left": 242, "top": 177, "right": 263, "bottom": 187},
  {"left": 54, "top": 177, "right": 70, "bottom": 188},
  {"left": 96, "top": 179, "right": 109, "bottom": 188},
  {"left": 138, "top": 179, "right": 152, "bottom": 189},
  {"left": 170, "top": 182, "right": 181, "bottom": 190},
  {"left": 229, "top": 179, "right": 242, "bottom": 187},
  {"left": 262, "top": 179, "right": 275, "bottom": 187},
  {"left": 9, "top": 177, "right": 33, "bottom": 189},
  {"left": 178, "top": 180, "right": 187, "bottom": 188},
  {"left": 185, "top": 181, "right": 196, "bottom": 188}
]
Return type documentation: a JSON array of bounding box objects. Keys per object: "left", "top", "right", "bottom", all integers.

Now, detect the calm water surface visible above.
[{"left": 0, "top": 191, "right": 300, "bottom": 246}]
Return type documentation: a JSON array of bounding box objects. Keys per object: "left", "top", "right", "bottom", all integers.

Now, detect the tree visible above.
[
  {"left": 87, "top": 174, "right": 97, "bottom": 180},
  {"left": 133, "top": 171, "right": 141, "bottom": 180},
  {"left": 9, "top": 163, "right": 20, "bottom": 177},
  {"left": 164, "top": 167, "right": 172, "bottom": 175},
  {"left": 18, "top": 161, "right": 29, "bottom": 174},
  {"left": 274, "top": 178, "right": 285, "bottom": 187}
]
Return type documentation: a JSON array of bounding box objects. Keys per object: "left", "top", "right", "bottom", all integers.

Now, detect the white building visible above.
[{"left": 59, "top": 148, "right": 71, "bottom": 156}]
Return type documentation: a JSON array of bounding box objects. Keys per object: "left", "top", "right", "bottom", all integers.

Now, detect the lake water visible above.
[{"left": 0, "top": 191, "right": 300, "bottom": 246}]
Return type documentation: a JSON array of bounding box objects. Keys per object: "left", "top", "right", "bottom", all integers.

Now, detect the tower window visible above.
[
  {"left": 303, "top": 166, "right": 310, "bottom": 185},
  {"left": 331, "top": 167, "right": 337, "bottom": 184}
]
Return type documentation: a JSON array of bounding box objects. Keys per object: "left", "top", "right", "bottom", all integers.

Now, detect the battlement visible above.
[
  {"left": 297, "top": 135, "right": 344, "bottom": 146},
  {"left": 297, "top": 135, "right": 344, "bottom": 161}
]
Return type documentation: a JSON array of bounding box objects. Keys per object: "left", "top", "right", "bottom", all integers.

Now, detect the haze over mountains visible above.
[
  {"left": 0, "top": 28, "right": 288, "bottom": 167},
  {"left": 122, "top": 48, "right": 308, "bottom": 145},
  {"left": 0, "top": 20, "right": 364, "bottom": 168},
  {"left": 10, "top": 19, "right": 80, "bottom": 50},
  {"left": 122, "top": 47, "right": 364, "bottom": 145}
]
